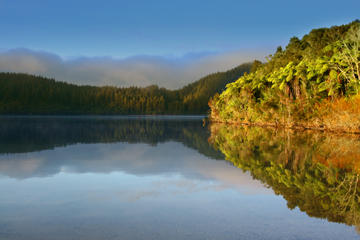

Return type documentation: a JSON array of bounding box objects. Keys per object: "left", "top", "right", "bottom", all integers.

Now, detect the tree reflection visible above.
[
  {"left": 0, "top": 116, "right": 224, "bottom": 160},
  {"left": 209, "top": 124, "right": 360, "bottom": 230}
]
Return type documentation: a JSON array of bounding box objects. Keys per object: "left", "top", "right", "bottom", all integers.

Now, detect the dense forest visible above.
[
  {"left": 209, "top": 124, "right": 360, "bottom": 231},
  {"left": 209, "top": 20, "right": 360, "bottom": 132},
  {"left": 0, "top": 63, "right": 251, "bottom": 114}
]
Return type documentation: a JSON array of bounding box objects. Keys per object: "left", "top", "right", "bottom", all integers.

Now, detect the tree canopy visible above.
[
  {"left": 209, "top": 21, "right": 360, "bottom": 133},
  {"left": 0, "top": 63, "right": 251, "bottom": 114}
]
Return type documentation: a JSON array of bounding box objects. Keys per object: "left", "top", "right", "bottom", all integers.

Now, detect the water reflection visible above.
[
  {"left": 0, "top": 116, "right": 222, "bottom": 159},
  {"left": 0, "top": 116, "right": 221, "bottom": 175},
  {"left": 209, "top": 124, "right": 360, "bottom": 232},
  {"left": 0, "top": 116, "right": 265, "bottom": 193},
  {"left": 0, "top": 116, "right": 359, "bottom": 239}
]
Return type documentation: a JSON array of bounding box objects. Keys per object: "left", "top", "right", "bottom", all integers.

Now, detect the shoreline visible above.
[{"left": 208, "top": 119, "right": 360, "bottom": 135}]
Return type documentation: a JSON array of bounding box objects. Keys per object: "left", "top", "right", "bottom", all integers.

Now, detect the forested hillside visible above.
[
  {"left": 0, "top": 63, "right": 251, "bottom": 114},
  {"left": 209, "top": 20, "right": 360, "bottom": 133}
]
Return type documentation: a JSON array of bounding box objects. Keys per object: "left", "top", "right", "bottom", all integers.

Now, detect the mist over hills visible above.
[
  {"left": 0, "top": 48, "right": 263, "bottom": 89},
  {"left": 0, "top": 62, "right": 252, "bottom": 114}
]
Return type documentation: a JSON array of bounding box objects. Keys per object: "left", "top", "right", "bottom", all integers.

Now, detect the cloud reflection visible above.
[{"left": 0, "top": 142, "right": 268, "bottom": 194}]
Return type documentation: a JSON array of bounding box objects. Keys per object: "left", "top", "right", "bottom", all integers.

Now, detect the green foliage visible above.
[
  {"left": 250, "top": 60, "right": 263, "bottom": 73},
  {"left": 178, "top": 63, "right": 252, "bottom": 113},
  {"left": 0, "top": 63, "right": 251, "bottom": 115},
  {"left": 210, "top": 21, "right": 360, "bottom": 129}
]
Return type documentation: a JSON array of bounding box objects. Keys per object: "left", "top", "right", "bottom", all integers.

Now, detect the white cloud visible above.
[{"left": 0, "top": 48, "right": 266, "bottom": 89}]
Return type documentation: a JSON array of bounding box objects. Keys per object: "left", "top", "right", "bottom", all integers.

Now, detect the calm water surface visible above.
[{"left": 0, "top": 116, "right": 358, "bottom": 240}]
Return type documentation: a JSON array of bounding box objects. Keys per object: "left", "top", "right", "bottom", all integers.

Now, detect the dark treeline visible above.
[{"left": 0, "top": 63, "right": 251, "bottom": 114}]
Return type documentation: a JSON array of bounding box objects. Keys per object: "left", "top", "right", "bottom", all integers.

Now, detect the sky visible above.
[{"left": 0, "top": 0, "right": 359, "bottom": 88}]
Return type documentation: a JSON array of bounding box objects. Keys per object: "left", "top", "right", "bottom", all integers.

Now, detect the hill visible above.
[
  {"left": 209, "top": 20, "right": 360, "bottom": 133},
  {"left": 179, "top": 63, "right": 252, "bottom": 113},
  {"left": 0, "top": 63, "right": 251, "bottom": 114}
]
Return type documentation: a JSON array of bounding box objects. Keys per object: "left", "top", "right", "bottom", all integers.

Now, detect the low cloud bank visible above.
[{"left": 0, "top": 48, "right": 266, "bottom": 89}]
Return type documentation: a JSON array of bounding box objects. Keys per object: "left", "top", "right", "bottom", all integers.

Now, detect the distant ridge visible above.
[{"left": 0, "top": 62, "right": 251, "bottom": 114}]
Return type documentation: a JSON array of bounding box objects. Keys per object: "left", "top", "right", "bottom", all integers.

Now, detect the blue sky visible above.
[
  {"left": 1, "top": 0, "right": 359, "bottom": 57},
  {"left": 0, "top": 0, "right": 359, "bottom": 87}
]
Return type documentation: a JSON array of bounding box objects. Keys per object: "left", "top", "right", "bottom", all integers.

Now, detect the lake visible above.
[{"left": 0, "top": 116, "right": 359, "bottom": 240}]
